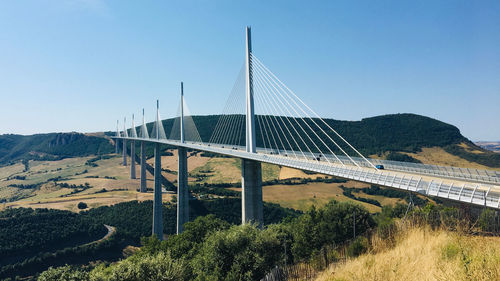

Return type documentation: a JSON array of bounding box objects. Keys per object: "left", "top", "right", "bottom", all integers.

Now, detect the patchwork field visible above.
[
  {"left": 0, "top": 154, "right": 177, "bottom": 212},
  {"left": 2, "top": 145, "right": 484, "bottom": 214}
]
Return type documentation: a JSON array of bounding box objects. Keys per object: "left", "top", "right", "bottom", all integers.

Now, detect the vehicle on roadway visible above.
[{"left": 376, "top": 165, "right": 384, "bottom": 170}]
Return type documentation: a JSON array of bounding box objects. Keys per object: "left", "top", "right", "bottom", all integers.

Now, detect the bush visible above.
[
  {"left": 441, "top": 242, "right": 460, "bottom": 260},
  {"left": 191, "top": 224, "right": 282, "bottom": 281},
  {"left": 478, "top": 209, "right": 499, "bottom": 232},
  {"left": 289, "top": 201, "right": 375, "bottom": 260},
  {"left": 90, "top": 252, "right": 187, "bottom": 281},
  {"left": 38, "top": 265, "right": 89, "bottom": 281},
  {"left": 347, "top": 236, "right": 369, "bottom": 257},
  {"left": 77, "top": 202, "right": 88, "bottom": 210}
]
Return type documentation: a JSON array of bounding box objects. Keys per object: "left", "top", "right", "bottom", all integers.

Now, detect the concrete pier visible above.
[
  {"left": 177, "top": 147, "right": 188, "bottom": 234},
  {"left": 130, "top": 141, "right": 136, "bottom": 179},
  {"left": 176, "top": 82, "right": 189, "bottom": 234},
  {"left": 241, "top": 159, "right": 263, "bottom": 227},
  {"left": 140, "top": 141, "right": 147, "bottom": 192},
  {"left": 241, "top": 27, "right": 263, "bottom": 227},
  {"left": 122, "top": 139, "right": 127, "bottom": 166},
  {"left": 115, "top": 139, "right": 119, "bottom": 154},
  {"left": 152, "top": 142, "right": 163, "bottom": 239}
]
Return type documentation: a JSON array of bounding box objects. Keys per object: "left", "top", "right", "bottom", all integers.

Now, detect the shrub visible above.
[
  {"left": 77, "top": 202, "right": 88, "bottom": 210},
  {"left": 191, "top": 224, "right": 282, "bottom": 281},
  {"left": 478, "top": 209, "right": 499, "bottom": 233},
  {"left": 441, "top": 242, "right": 460, "bottom": 260},
  {"left": 347, "top": 236, "right": 369, "bottom": 257},
  {"left": 90, "top": 252, "right": 187, "bottom": 281},
  {"left": 38, "top": 265, "right": 89, "bottom": 281}
]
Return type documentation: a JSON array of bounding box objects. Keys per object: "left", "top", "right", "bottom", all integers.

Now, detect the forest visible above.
[
  {"left": 35, "top": 200, "right": 375, "bottom": 281},
  {"left": 0, "top": 198, "right": 300, "bottom": 279},
  {"left": 36, "top": 201, "right": 500, "bottom": 281}
]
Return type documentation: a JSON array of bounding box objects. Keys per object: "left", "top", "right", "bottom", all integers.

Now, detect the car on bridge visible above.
[{"left": 376, "top": 165, "right": 384, "bottom": 170}]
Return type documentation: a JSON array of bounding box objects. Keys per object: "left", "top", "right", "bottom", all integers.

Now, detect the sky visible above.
[{"left": 0, "top": 0, "right": 499, "bottom": 141}]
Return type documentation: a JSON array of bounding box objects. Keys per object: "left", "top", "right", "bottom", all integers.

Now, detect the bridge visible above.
[{"left": 112, "top": 27, "right": 500, "bottom": 239}]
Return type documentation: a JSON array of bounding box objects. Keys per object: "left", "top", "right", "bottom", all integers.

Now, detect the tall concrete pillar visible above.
[
  {"left": 242, "top": 159, "right": 263, "bottom": 227},
  {"left": 241, "top": 26, "right": 263, "bottom": 227},
  {"left": 130, "top": 141, "right": 136, "bottom": 179},
  {"left": 177, "top": 82, "right": 189, "bottom": 234},
  {"left": 152, "top": 142, "right": 163, "bottom": 239},
  {"left": 122, "top": 139, "right": 127, "bottom": 166},
  {"left": 140, "top": 141, "right": 147, "bottom": 192},
  {"left": 177, "top": 147, "right": 188, "bottom": 234},
  {"left": 122, "top": 117, "right": 128, "bottom": 166},
  {"left": 115, "top": 120, "right": 120, "bottom": 154}
]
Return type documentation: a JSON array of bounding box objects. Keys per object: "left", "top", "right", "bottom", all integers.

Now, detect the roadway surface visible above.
[{"left": 115, "top": 136, "right": 500, "bottom": 209}]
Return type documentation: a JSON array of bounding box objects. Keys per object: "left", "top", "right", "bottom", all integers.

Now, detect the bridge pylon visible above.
[
  {"left": 122, "top": 117, "right": 127, "bottom": 166},
  {"left": 152, "top": 100, "right": 163, "bottom": 240},
  {"left": 242, "top": 26, "right": 263, "bottom": 227},
  {"left": 140, "top": 109, "right": 147, "bottom": 193},
  {"left": 130, "top": 114, "right": 136, "bottom": 179},
  {"left": 177, "top": 82, "right": 189, "bottom": 234},
  {"left": 115, "top": 120, "right": 119, "bottom": 154}
]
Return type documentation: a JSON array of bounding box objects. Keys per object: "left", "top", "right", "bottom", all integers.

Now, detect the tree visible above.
[
  {"left": 191, "top": 224, "right": 282, "bottom": 281},
  {"left": 38, "top": 265, "right": 88, "bottom": 281},
  {"left": 289, "top": 201, "right": 375, "bottom": 260},
  {"left": 90, "top": 252, "right": 187, "bottom": 281},
  {"left": 77, "top": 202, "right": 88, "bottom": 210}
]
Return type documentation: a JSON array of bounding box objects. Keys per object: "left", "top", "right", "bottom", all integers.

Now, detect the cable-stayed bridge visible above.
[{"left": 112, "top": 27, "right": 500, "bottom": 239}]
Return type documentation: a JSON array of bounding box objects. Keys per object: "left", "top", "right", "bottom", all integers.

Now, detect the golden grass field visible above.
[
  {"left": 262, "top": 182, "right": 382, "bottom": 213},
  {"left": 315, "top": 225, "right": 500, "bottom": 281},
  {"left": 0, "top": 155, "right": 177, "bottom": 212},
  {"left": 402, "top": 145, "right": 500, "bottom": 171},
  {"left": 0, "top": 144, "right": 496, "bottom": 213},
  {"left": 0, "top": 150, "right": 399, "bottom": 213},
  {"left": 229, "top": 180, "right": 399, "bottom": 213}
]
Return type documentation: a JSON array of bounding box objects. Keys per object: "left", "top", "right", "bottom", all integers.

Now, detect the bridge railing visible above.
[
  {"left": 115, "top": 137, "right": 500, "bottom": 209},
  {"left": 219, "top": 144, "right": 500, "bottom": 185}
]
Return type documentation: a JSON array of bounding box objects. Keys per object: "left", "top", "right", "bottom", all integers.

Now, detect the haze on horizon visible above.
[{"left": 0, "top": 0, "right": 499, "bottom": 141}]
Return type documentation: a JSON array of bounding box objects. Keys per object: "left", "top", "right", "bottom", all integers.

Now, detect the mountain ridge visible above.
[{"left": 1, "top": 113, "right": 499, "bottom": 167}]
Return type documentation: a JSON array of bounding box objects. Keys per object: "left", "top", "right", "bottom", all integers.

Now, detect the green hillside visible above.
[
  {"left": 3, "top": 113, "right": 500, "bottom": 167},
  {"left": 0, "top": 133, "right": 114, "bottom": 165},
  {"left": 142, "top": 113, "right": 467, "bottom": 155},
  {"left": 143, "top": 113, "right": 500, "bottom": 167}
]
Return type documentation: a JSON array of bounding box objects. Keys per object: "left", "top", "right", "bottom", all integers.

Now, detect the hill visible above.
[
  {"left": 2, "top": 113, "right": 500, "bottom": 167},
  {"left": 117, "top": 113, "right": 500, "bottom": 168},
  {"left": 316, "top": 225, "right": 500, "bottom": 281},
  {"left": 0, "top": 132, "right": 114, "bottom": 165},
  {"left": 476, "top": 141, "right": 500, "bottom": 153}
]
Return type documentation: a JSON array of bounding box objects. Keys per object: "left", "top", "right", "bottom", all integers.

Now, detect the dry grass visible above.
[
  {"left": 2, "top": 154, "right": 177, "bottom": 211},
  {"left": 0, "top": 163, "right": 25, "bottom": 181},
  {"left": 279, "top": 167, "right": 322, "bottom": 180},
  {"left": 457, "top": 142, "right": 485, "bottom": 154},
  {"left": 316, "top": 225, "right": 500, "bottom": 281},
  {"left": 147, "top": 149, "right": 211, "bottom": 174},
  {"left": 259, "top": 182, "right": 383, "bottom": 213},
  {"left": 402, "top": 147, "right": 500, "bottom": 170}
]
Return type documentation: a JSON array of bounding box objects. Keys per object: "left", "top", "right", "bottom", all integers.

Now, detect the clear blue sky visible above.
[{"left": 0, "top": 0, "right": 499, "bottom": 140}]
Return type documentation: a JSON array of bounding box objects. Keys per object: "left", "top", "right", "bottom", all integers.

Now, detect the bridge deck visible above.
[{"left": 114, "top": 137, "right": 500, "bottom": 209}]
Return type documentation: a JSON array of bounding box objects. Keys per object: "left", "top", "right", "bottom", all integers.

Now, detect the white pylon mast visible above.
[
  {"left": 245, "top": 26, "right": 256, "bottom": 153},
  {"left": 156, "top": 100, "right": 160, "bottom": 140},
  {"left": 180, "top": 82, "right": 185, "bottom": 143},
  {"left": 123, "top": 117, "right": 128, "bottom": 137}
]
